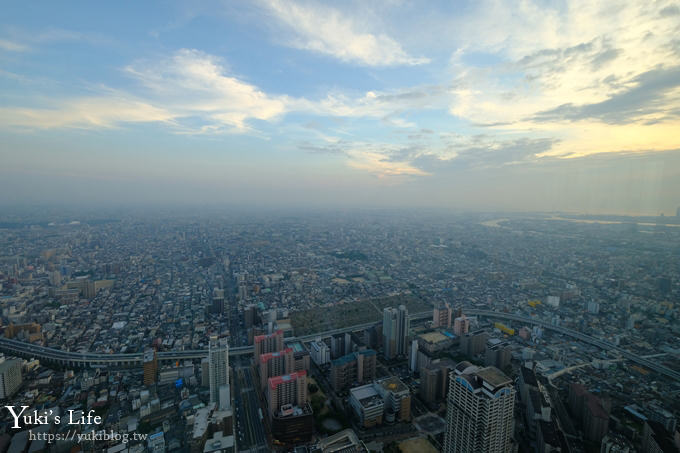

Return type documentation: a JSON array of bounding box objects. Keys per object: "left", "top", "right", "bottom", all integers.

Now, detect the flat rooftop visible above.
[
  {"left": 476, "top": 366, "right": 511, "bottom": 388},
  {"left": 419, "top": 332, "right": 449, "bottom": 344},
  {"left": 377, "top": 376, "right": 409, "bottom": 394},
  {"left": 350, "top": 384, "right": 378, "bottom": 401}
]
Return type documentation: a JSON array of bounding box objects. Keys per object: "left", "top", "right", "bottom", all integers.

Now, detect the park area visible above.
[{"left": 290, "top": 294, "right": 431, "bottom": 336}]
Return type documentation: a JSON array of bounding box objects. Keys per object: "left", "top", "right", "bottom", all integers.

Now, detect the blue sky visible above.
[{"left": 1, "top": 0, "right": 679, "bottom": 213}]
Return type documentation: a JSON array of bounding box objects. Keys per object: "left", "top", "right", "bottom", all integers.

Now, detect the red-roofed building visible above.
[
  {"left": 254, "top": 330, "right": 284, "bottom": 360},
  {"left": 267, "top": 371, "right": 308, "bottom": 417},
  {"left": 259, "top": 348, "right": 294, "bottom": 389}
]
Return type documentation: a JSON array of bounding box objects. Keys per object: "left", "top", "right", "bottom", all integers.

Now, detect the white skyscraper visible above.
[
  {"left": 208, "top": 335, "right": 230, "bottom": 410},
  {"left": 444, "top": 363, "right": 515, "bottom": 453}
]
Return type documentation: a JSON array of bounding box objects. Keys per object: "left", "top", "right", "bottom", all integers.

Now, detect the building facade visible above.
[
  {"left": 310, "top": 339, "right": 330, "bottom": 365},
  {"left": 383, "top": 305, "right": 409, "bottom": 360},
  {"left": 259, "top": 348, "right": 294, "bottom": 389},
  {"left": 254, "top": 330, "right": 284, "bottom": 359},
  {"left": 143, "top": 349, "right": 158, "bottom": 386},
  {"left": 267, "top": 371, "right": 308, "bottom": 417},
  {"left": 330, "top": 349, "right": 377, "bottom": 392},
  {"left": 433, "top": 303, "right": 452, "bottom": 328},
  {"left": 208, "top": 336, "right": 230, "bottom": 410},
  {"left": 443, "top": 363, "right": 515, "bottom": 453},
  {"left": 0, "top": 356, "right": 22, "bottom": 399}
]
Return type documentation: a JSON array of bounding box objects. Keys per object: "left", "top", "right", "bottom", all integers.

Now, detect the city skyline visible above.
[{"left": 2, "top": 1, "right": 680, "bottom": 213}]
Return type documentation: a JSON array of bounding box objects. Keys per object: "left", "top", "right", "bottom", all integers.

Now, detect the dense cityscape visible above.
[
  {"left": 3, "top": 0, "right": 680, "bottom": 452},
  {"left": 0, "top": 209, "right": 678, "bottom": 452}
]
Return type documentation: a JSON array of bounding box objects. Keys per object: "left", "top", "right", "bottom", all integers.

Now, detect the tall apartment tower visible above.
[
  {"left": 444, "top": 363, "right": 515, "bottom": 453},
  {"left": 433, "top": 303, "right": 452, "bottom": 328},
  {"left": 0, "top": 355, "right": 22, "bottom": 399},
  {"left": 259, "top": 348, "right": 295, "bottom": 389},
  {"left": 143, "top": 349, "right": 158, "bottom": 386},
  {"left": 254, "top": 330, "right": 284, "bottom": 360},
  {"left": 212, "top": 288, "right": 225, "bottom": 314},
  {"left": 453, "top": 314, "right": 470, "bottom": 336},
  {"left": 383, "top": 305, "right": 409, "bottom": 360},
  {"left": 267, "top": 370, "right": 308, "bottom": 417},
  {"left": 208, "top": 335, "right": 230, "bottom": 410}
]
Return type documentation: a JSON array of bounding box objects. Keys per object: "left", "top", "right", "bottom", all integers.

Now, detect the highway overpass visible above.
[{"left": 0, "top": 309, "right": 677, "bottom": 382}]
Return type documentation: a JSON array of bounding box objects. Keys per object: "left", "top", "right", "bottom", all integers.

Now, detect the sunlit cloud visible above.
[
  {"left": 125, "top": 49, "right": 289, "bottom": 132},
  {"left": 443, "top": 0, "right": 680, "bottom": 158},
  {"left": 260, "top": 0, "right": 429, "bottom": 66},
  {"left": 0, "top": 96, "right": 174, "bottom": 129}
]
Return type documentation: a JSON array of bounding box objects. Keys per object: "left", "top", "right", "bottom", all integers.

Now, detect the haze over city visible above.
[
  {"left": 2, "top": 3, "right": 680, "bottom": 453},
  {"left": 2, "top": 0, "right": 680, "bottom": 213}
]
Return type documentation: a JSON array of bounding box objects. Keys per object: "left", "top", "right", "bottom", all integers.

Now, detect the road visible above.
[
  {"left": 1, "top": 309, "right": 678, "bottom": 381},
  {"left": 232, "top": 363, "right": 269, "bottom": 452}
]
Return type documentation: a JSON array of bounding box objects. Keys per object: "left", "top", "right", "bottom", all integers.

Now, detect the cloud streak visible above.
[
  {"left": 0, "top": 38, "right": 28, "bottom": 52},
  {"left": 0, "top": 96, "right": 174, "bottom": 129},
  {"left": 260, "top": 0, "right": 429, "bottom": 66}
]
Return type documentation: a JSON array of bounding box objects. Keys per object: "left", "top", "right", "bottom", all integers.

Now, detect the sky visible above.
[{"left": 1, "top": 0, "right": 679, "bottom": 214}]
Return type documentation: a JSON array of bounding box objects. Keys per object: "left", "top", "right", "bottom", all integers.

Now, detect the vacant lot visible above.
[
  {"left": 398, "top": 437, "right": 439, "bottom": 453},
  {"left": 290, "top": 294, "right": 431, "bottom": 336}
]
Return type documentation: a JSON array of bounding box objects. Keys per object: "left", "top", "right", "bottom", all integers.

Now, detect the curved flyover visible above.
[{"left": 0, "top": 309, "right": 677, "bottom": 382}]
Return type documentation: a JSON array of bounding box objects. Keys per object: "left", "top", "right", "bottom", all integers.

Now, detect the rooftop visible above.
[
  {"left": 419, "top": 331, "right": 449, "bottom": 344},
  {"left": 260, "top": 348, "right": 293, "bottom": 363},
  {"left": 475, "top": 366, "right": 512, "bottom": 388},
  {"left": 254, "top": 330, "right": 283, "bottom": 343},
  {"left": 350, "top": 384, "right": 381, "bottom": 407},
  {"left": 269, "top": 370, "right": 306, "bottom": 389},
  {"left": 377, "top": 376, "right": 409, "bottom": 394}
]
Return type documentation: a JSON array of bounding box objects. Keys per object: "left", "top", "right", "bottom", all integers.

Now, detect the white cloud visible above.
[
  {"left": 0, "top": 96, "right": 173, "bottom": 129},
  {"left": 0, "top": 38, "right": 28, "bottom": 52},
  {"left": 260, "top": 0, "right": 428, "bottom": 66},
  {"left": 0, "top": 48, "right": 431, "bottom": 133},
  {"left": 125, "top": 49, "right": 288, "bottom": 132},
  {"left": 344, "top": 145, "right": 428, "bottom": 177},
  {"left": 445, "top": 0, "right": 680, "bottom": 157}
]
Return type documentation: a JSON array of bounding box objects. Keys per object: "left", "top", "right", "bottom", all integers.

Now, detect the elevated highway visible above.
[{"left": 0, "top": 309, "right": 677, "bottom": 382}]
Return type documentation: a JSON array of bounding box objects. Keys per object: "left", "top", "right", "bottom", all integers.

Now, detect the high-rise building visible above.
[
  {"left": 460, "top": 330, "right": 488, "bottom": 357},
  {"left": 349, "top": 384, "right": 385, "bottom": 428},
  {"left": 288, "top": 341, "right": 311, "bottom": 372},
  {"left": 453, "top": 314, "right": 470, "bottom": 336},
  {"left": 310, "top": 339, "right": 330, "bottom": 365},
  {"left": 409, "top": 339, "right": 419, "bottom": 373},
  {"left": 212, "top": 288, "right": 225, "bottom": 314},
  {"left": 267, "top": 371, "right": 308, "bottom": 417},
  {"left": 375, "top": 376, "right": 411, "bottom": 422},
  {"left": 259, "top": 348, "right": 294, "bottom": 389},
  {"left": 0, "top": 355, "right": 22, "bottom": 399},
  {"left": 271, "top": 403, "right": 314, "bottom": 445},
  {"left": 244, "top": 304, "right": 257, "bottom": 328},
  {"left": 208, "top": 335, "right": 230, "bottom": 410},
  {"left": 485, "top": 343, "right": 511, "bottom": 371},
  {"left": 420, "top": 359, "right": 455, "bottom": 404},
  {"left": 254, "top": 330, "right": 284, "bottom": 360},
  {"left": 383, "top": 305, "right": 409, "bottom": 360},
  {"left": 443, "top": 363, "right": 515, "bottom": 453},
  {"left": 330, "top": 349, "right": 377, "bottom": 392},
  {"left": 331, "top": 333, "right": 348, "bottom": 359},
  {"left": 433, "top": 303, "right": 452, "bottom": 328},
  {"left": 348, "top": 377, "right": 411, "bottom": 428},
  {"left": 143, "top": 349, "right": 158, "bottom": 386},
  {"left": 48, "top": 270, "right": 61, "bottom": 287}
]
